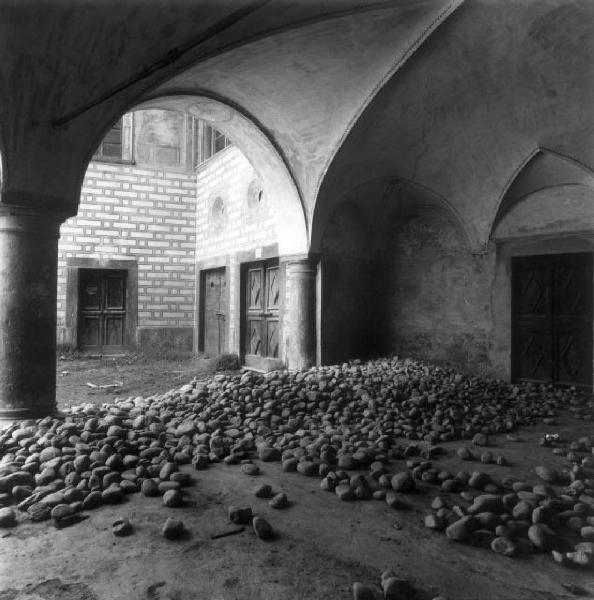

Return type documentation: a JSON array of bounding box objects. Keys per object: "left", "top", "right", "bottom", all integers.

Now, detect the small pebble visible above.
[{"left": 112, "top": 517, "right": 133, "bottom": 537}]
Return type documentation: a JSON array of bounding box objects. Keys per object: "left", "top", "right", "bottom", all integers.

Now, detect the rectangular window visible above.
[
  {"left": 92, "top": 114, "right": 133, "bottom": 163},
  {"left": 194, "top": 120, "right": 231, "bottom": 167},
  {"left": 94, "top": 119, "right": 123, "bottom": 160}
]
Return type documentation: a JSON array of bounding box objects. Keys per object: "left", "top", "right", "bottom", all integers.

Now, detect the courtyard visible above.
[{"left": 0, "top": 355, "right": 592, "bottom": 600}]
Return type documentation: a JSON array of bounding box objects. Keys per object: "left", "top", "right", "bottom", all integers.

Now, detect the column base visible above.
[{"left": 0, "top": 407, "right": 63, "bottom": 423}]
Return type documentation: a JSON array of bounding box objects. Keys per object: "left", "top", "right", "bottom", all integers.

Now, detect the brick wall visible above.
[
  {"left": 196, "top": 146, "right": 277, "bottom": 259},
  {"left": 195, "top": 146, "right": 279, "bottom": 357},
  {"left": 57, "top": 161, "right": 197, "bottom": 349}
]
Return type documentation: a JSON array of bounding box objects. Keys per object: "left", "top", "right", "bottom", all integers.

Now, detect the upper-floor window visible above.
[
  {"left": 92, "top": 114, "right": 133, "bottom": 163},
  {"left": 91, "top": 112, "right": 230, "bottom": 170},
  {"left": 94, "top": 119, "right": 123, "bottom": 160},
  {"left": 194, "top": 121, "right": 231, "bottom": 167}
]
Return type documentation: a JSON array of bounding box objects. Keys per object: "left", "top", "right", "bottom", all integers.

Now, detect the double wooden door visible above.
[
  {"left": 78, "top": 269, "right": 127, "bottom": 353},
  {"left": 202, "top": 268, "right": 227, "bottom": 356},
  {"left": 512, "top": 252, "right": 593, "bottom": 387},
  {"left": 244, "top": 260, "right": 280, "bottom": 366}
]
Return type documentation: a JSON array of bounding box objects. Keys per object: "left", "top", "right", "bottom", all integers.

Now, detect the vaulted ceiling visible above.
[{"left": 0, "top": 0, "right": 592, "bottom": 249}]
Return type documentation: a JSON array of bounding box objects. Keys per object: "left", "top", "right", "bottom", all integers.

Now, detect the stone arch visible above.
[
  {"left": 311, "top": 176, "right": 475, "bottom": 254},
  {"left": 490, "top": 148, "right": 594, "bottom": 240},
  {"left": 134, "top": 94, "right": 308, "bottom": 256},
  {"left": 311, "top": 0, "right": 465, "bottom": 210}
]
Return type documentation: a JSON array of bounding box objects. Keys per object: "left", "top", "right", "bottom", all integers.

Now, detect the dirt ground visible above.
[
  {"left": 55, "top": 353, "right": 223, "bottom": 410},
  {"left": 1, "top": 356, "right": 593, "bottom": 600}
]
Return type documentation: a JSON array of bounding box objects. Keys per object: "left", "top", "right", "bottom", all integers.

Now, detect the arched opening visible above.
[
  {"left": 57, "top": 95, "right": 309, "bottom": 370},
  {"left": 489, "top": 151, "right": 594, "bottom": 389},
  {"left": 490, "top": 149, "right": 594, "bottom": 240},
  {"left": 316, "top": 177, "right": 489, "bottom": 370}
]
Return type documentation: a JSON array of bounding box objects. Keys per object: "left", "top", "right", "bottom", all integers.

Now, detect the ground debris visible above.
[{"left": 210, "top": 526, "right": 245, "bottom": 539}]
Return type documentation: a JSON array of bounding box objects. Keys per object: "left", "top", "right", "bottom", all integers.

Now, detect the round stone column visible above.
[
  {"left": 285, "top": 257, "right": 317, "bottom": 370},
  {"left": 0, "top": 208, "right": 61, "bottom": 419}
]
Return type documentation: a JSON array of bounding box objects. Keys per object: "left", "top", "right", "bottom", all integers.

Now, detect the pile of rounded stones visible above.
[
  {"left": 0, "top": 356, "right": 590, "bottom": 533},
  {"left": 423, "top": 436, "right": 594, "bottom": 569}
]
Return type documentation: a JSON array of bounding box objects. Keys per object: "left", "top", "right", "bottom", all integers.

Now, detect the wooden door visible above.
[
  {"left": 203, "top": 268, "right": 226, "bottom": 356},
  {"left": 553, "top": 253, "right": 593, "bottom": 386},
  {"left": 244, "top": 260, "right": 280, "bottom": 368},
  {"left": 512, "top": 253, "right": 592, "bottom": 387},
  {"left": 79, "top": 269, "right": 126, "bottom": 353}
]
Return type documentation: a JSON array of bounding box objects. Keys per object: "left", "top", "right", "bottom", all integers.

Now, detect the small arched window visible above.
[
  {"left": 247, "top": 179, "right": 265, "bottom": 210},
  {"left": 210, "top": 196, "right": 225, "bottom": 232}
]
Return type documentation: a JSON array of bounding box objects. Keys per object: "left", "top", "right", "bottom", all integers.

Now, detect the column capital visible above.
[
  {"left": 1, "top": 187, "right": 77, "bottom": 220},
  {"left": 283, "top": 253, "right": 319, "bottom": 275},
  {"left": 0, "top": 205, "right": 65, "bottom": 238}
]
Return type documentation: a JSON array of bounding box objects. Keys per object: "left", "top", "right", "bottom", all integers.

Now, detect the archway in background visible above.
[
  {"left": 317, "top": 176, "right": 488, "bottom": 369},
  {"left": 136, "top": 95, "right": 308, "bottom": 256}
]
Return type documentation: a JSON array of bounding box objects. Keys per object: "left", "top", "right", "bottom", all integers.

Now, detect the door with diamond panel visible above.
[
  {"left": 512, "top": 253, "right": 592, "bottom": 388},
  {"left": 243, "top": 259, "right": 281, "bottom": 370},
  {"left": 552, "top": 253, "right": 593, "bottom": 386}
]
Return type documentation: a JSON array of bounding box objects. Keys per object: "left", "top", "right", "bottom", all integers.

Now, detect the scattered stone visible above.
[
  {"left": 480, "top": 451, "right": 494, "bottom": 464},
  {"left": 101, "top": 484, "right": 124, "bottom": 504},
  {"left": 0, "top": 507, "right": 16, "bottom": 527},
  {"left": 241, "top": 463, "right": 260, "bottom": 476},
  {"left": 258, "top": 447, "right": 281, "bottom": 462},
  {"left": 467, "top": 494, "right": 503, "bottom": 514},
  {"left": 383, "top": 577, "right": 413, "bottom": 600},
  {"left": 425, "top": 514, "right": 445, "bottom": 531},
  {"left": 457, "top": 448, "right": 474, "bottom": 461},
  {"left": 491, "top": 536, "right": 517, "bottom": 557},
  {"left": 141, "top": 479, "right": 160, "bottom": 497},
  {"left": 162, "top": 517, "right": 185, "bottom": 540},
  {"left": 162, "top": 489, "right": 183, "bottom": 508},
  {"left": 528, "top": 524, "right": 558, "bottom": 552},
  {"left": 269, "top": 493, "right": 289, "bottom": 509},
  {"left": 468, "top": 471, "right": 490, "bottom": 490},
  {"left": 254, "top": 483, "right": 273, "bottom": 498},
  {"left": 51, "top": 504, "right": 75, "bottom": 521},
  {"left": 335, "top": 485, "right": 354, "bottom": 501},
  {"left": 391, "top": 472, "right": 415, "bottom": 493},
  {"left": 281, "top": 458, "right": 298, "bottom": 472},
  {"left": 228, "top": 506, "right": 253, "bottom": 525},
  {"left": 352, "top": 582, "right": 376, "bottom": 600},
  {"left": 252, "top": 516, "right": 274, "bottom": 540},
  {"left": 27, "top": 502, "right": 51, "bottom": 522},
  {"left": 535, "top": 465, "right": 562, "bottom": 484},
  {"left": 82, "top": 491, "right": 102, "bottom": 510},
  {"left": 472, "top": 433, "right": 489, "bottom": 446},
  {"left": 112, "top": 518, "right": 133, "bottom": 537},
  {"left": 296, "top": 461, "right": 319, "bottom": 476},
  {"left": 446, "top": 516, "right": 477, "bottom": 542},
  {"left": 386, "top": 492, "right": 411, "bottom": 510}
]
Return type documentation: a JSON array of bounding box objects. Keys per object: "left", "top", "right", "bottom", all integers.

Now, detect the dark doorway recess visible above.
[
  {"left": 242, "top": 259, "right": 281, "bottom": 370},
  {"left": 512, "top": 252, "right": 593, "bottom": 388},
  {"left": 78, "top": 269, "right": 127, "bottom": 353},
  {"left": 200, "top": 267, "right": 227, "bottom": 356}
]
